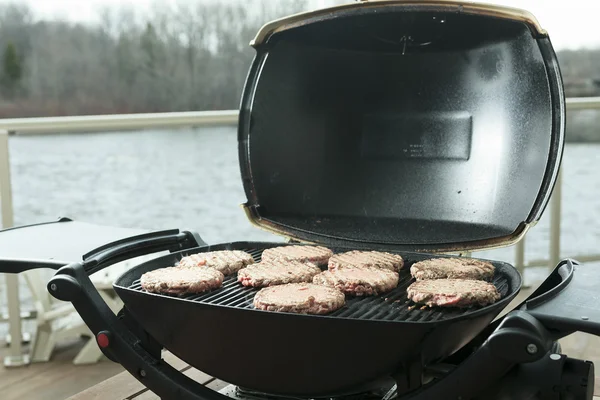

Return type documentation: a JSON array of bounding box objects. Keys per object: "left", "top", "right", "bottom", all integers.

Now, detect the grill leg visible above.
[
  {"left": 398, "top": 311, "right": 552, "bottom": 399},
  {"left": 394, "top": 360, "right": 423, "bottom": 396}
]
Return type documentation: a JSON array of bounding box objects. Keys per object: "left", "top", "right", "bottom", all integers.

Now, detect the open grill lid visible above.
[{"left": 238, "top": 0, "right": 565, "bottom": 253}]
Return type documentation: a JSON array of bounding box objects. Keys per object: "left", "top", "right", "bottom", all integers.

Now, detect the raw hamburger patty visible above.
[
  {"left": 253, "top": 283, "right": 345, "bottom": 315},
  {"left": 178, "top": 250, "right": 254, "bottom": 275},
  {"left": 237, "top": 260, "right": 322, "bottom": 288},
  {"left": 261, "top": 245, "right": 333, "bottom": 266},
  {"left": 313, "top": 266, "right": 399, "bottom": 296},
  {"left": 407, "top": 279, "right": 501, "bottom": 308},
  {"left": 328, "top": 250, "right": 404, "bottom": 272},
  {"left": 140, "top": 266, "right": 224, "bottom": 295},
  {"left": 410, "top": 257, "right": 495, "bottom": 281}
]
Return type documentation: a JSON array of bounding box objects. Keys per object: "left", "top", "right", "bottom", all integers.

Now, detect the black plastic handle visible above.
[
  {"left": 523, "top": 259, "right": 574, "bottom": 310},
  {"left": 82, "top": 229, "right": 204, "bottom": 275}
]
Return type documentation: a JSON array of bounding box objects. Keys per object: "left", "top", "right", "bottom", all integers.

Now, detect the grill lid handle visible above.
[{"left": 82, "top": 229, "right": 205, "bottom": 275}]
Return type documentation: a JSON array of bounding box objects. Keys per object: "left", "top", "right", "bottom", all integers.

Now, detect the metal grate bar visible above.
[{"left": 128, "top": 247, "right": 512, "bottom": 324}]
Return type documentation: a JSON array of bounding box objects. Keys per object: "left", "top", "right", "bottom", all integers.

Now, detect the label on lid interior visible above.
[{"left": 360, "top": 111, "right": 472, "bottom": 160}]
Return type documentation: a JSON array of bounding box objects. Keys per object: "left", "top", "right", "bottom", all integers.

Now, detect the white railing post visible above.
[
  {"left": 515, "top": 235, "right": 527, "bottom": 286},
  {"left": 0, "top": 130, "right": 12, "bottom": 227},
  {"left": 0, "top": 129, "right": 29, "bottom": 367},
  {"left": 549, "top": 167, "right": 563, "bottom": 271}
]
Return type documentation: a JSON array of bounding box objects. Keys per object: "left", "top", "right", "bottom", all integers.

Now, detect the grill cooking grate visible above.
[{"left": 128, "top": 248, "right": 510, "bottom": 323}]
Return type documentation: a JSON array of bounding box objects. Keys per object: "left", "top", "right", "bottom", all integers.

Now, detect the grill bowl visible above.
[{"left": 113, "top": 242, "right": 521, "bottom": 397}]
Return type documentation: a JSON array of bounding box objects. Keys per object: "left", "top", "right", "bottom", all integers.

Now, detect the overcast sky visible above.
[{"left": 5, "top": 0, "right": 600, "bottom": 50}]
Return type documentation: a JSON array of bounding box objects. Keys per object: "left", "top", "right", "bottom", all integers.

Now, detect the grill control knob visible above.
[{"left": 96, "top": 331, "right": 111, "bottom": 348}]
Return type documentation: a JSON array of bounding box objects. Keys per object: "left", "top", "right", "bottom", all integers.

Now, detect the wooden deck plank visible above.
[
  {"left": 65, "top": 368, "right": 147, "bottom": 400},
  {"left": 1, "top": 338, "right": 123, "bottom": 400},
  {"left": 66, "top": 351, "right": 191, "bottom": 400}
]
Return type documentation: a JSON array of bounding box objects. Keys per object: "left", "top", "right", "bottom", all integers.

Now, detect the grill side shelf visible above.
[
  {"left": 524, "top": 259, "right": 600, "bottom": 338},
  {"left": 128, "top": 247, "right": 511, "bottom": 324}
]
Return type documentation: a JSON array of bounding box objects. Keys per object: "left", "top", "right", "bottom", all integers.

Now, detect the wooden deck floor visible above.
[
  {"left": 2, "top": 285, "right": 600, "bottom": 399},
  {"left": 1, "top": 338, "right": 123, "bottom": 400}
]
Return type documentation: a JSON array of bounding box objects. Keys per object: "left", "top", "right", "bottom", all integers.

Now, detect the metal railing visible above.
[
  {"left": 1, "top": 98, "right": 600, "bottom": 367},
  {"left": 0, "top": 110, "right": 238, "bottom": 135}
]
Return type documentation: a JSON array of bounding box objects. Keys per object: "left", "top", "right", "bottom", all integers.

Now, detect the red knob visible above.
[{"left": 97, "top": 331, "right": 111, "bottom": 348}]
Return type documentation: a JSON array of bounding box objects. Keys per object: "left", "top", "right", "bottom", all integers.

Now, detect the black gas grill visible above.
[
  {"left": 98, "top": 239, "right": 520, "bottom": 396},
  {"left": 1, "top": 1, "right": 599, "bottom": 399}
]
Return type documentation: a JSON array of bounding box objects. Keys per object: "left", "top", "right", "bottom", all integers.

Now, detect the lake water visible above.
[{"left": 5, "top": 127, "right": 600, "bottom": 282}]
